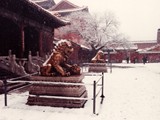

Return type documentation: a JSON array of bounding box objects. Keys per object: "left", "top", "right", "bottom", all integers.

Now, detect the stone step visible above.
[{"left": 27, "top": 91, "right": 88, "bottom": 108}]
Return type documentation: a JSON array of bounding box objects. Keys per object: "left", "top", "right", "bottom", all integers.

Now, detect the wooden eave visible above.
[
  {"left": 52, "top": 6, "right": 89, "bottom": 16},
  {"left": 0, "top": 0, "right": 70, "bottom": 28}
]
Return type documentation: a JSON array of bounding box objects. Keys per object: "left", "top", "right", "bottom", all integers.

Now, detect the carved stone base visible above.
[
  {"left": 88, "top": 63, "right": 107, "bottom": 72},
  {"left": 29, "top": 84, "right": 87, "bottom": 97},
  {"left": 27, "top": 91, "right": 87, "bottom": 108},
  {"left": 27, "top": 74, "right": 88, "bottom": 108},
  {"left": 29, "top": 74, "right": 84, "bottom": 83}
]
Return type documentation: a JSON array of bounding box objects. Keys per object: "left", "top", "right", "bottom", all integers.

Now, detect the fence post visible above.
[
  {"left": 93, "top": 80, "right": 96, "bottom": 114},
  {"left": 100, "top": 72, "right": 105, "bottom": 104},
  {"left": 110, "top": 62, "right": 112, "bottom": 73},
  {"left": 3, "top": 79, "right": 7, "bottom": 106}
]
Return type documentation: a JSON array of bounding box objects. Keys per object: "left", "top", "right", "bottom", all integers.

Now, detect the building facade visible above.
[
  {"left": 108, "top": 29, "right": 160, "bottom": 63},
  {"left": 0, "top": 0, "right": 69, "bottom": 58}
]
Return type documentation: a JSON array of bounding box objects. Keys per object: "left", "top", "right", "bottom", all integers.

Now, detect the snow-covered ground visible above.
[{"left": 0, "top": 63, "right": 160, "bottom": 120}]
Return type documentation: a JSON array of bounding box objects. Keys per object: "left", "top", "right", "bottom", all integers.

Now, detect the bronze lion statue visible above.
[
  {"left": 91, "top": 50, "right": 106, "bottom": 63},
  {"left": 40, "top": 40, "right": 80, "bottom": 76}
]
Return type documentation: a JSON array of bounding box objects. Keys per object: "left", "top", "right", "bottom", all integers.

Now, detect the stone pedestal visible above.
[
  {"left": 88, "top": 63, "right": 107, "bottom": 73},
  {"left": 27, "top": 74, "right": 88, "bottom": 108}
]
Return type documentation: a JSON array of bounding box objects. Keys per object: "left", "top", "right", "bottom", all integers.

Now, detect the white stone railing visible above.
[
  {"left": 25, "top": 51, "right": 40, "bottom": 73},
  {"left": 0, "top": 50, "right": 44, "bottom": 75},
  {"left": 0, "top": 54, "right": 27, "bottom": 76}
]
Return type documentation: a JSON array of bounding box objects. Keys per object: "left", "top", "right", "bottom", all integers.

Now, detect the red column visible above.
[
  {"left": 39, "top": 31, "right": 43, "bottom": 56},
  {"left": 20, "top": 23, "right": 25, "bottom": 58}
]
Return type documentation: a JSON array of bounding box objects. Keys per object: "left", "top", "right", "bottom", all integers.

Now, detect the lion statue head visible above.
[{"left": 54, "top": 39, "right": 74, "bottom": 58}]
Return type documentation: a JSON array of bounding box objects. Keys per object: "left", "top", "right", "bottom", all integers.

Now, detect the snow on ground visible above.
[{"left": 0, "top": 63, "right": 160, "bottom": 120}]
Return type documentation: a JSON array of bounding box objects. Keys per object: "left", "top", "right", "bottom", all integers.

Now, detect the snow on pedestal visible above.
[
  {"left": 88, "top": 63, "right": 107, "bottom": 73},
  {"left": 27, "top": 74, "right": 88, "bottom": 108}
]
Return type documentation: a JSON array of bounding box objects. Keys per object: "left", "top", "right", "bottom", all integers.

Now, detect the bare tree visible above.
[
  {"left": 109, "top": 33, "right": 133, "bottom": 49},
  {"left": 57, "top": 11, "right": 131, "bottom": 54}
]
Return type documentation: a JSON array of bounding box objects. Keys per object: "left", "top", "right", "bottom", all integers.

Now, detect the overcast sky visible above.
[{"left": 55, "top": 0, "right": 160, "bottom": 41}]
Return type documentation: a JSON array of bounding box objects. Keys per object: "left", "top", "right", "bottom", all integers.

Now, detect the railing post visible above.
[
  {"left": 3, "top": 79, "right": 7, "bottom": 106},
  {"left": 100, "top": 72, "right": 105, "bottom": 104},
  {"left": 93, "top": 80, "right": 96, "bottom": 114},
  {"left": 110, "top": 62, "right": 112, "bottom": 73}
]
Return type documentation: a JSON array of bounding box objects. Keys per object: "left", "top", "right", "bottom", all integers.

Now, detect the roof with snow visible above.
[
  {"left": 50, "top": 0, "right": 79, "bottom": 11},
  {"left": 146, "top": 44, "right": 160, "bottom": 51},
  {"left": 51, "top": 6, "right": 88, "bottom": 16},
  {"left": 49, "top": 0, "right": 88, "bottom": 16},
  {"left": 115, "top": 46, "right": 138, "bottom": 51},
  {"left": 0, "top": 0, "right": 70, "bottom": 28},
  {"left": 135, "top": 43, "right": 157, "bottom": 49},
  {"left": 137, "top": 44, "right": 160, "bottom": 54},
  {"left": 131, "top": 40, "right": 157, "bottom": 49},
  {"left": 31, "top": 0, "right": 55, "bottom": 9}
]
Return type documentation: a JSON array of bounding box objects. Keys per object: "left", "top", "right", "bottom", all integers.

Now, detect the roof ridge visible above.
[
  {"left": 61, "top": 0, "right": 79, "bottom": 8},
  {"left": 50, "top": 0, "right": 79, "bottom": 11},
  {"left": 52, "top": 6, "right": 88, "bottom": 13},
  {"left": 28, "top": 0, "right": 70, "bottom": 26}
]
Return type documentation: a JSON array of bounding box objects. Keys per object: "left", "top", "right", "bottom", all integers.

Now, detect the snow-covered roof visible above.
[
  {"left": 51, "top": 6, "right": 88, "bottom": 14},
  {"left": 49, "top": 0, "right": 88, "bottom": 16},
  {"left": 137, "top": 44, "right": 160, "bottom": 53},
  {"left": 131, "top": 40, "right": 157, "bottom": 44},
  {"left": 30, "top": 0, "right": 55, "bottom": 9},
  {"left": 138, "top": 50, "right": 160, "bottom": 54},
  {"left": 51, "top": 0, "right": 79, "bottom": 11},
  {"left": 115, "top": 46, "right": 138, "bottom": 50},
  {"left": 146, "top": 44, "right": 160, "bottom": 51},
  {"left": 0, "top": 0, "right": 70, "bottom": 28}
]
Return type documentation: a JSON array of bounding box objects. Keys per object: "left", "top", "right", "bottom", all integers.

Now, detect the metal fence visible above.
[{"left": 2, "top": 72, "right": 105, "bottom": 115}]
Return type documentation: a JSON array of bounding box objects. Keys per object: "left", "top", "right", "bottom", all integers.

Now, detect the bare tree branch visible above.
[{"left": 56, "top": 11, "right": 133, "bottom": 53}]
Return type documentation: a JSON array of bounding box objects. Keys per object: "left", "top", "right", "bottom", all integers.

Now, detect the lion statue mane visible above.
[{"left": 40, "top": 40, "right": 80, "bottom": 76}]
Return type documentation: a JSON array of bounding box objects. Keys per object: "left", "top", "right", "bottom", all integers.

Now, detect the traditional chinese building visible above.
[
  {"left": 108, "top": 29, "right": 160, "bottom": 63},
  {"left": 0, "top": 0, "right": 69, "bottom": 58},
  {"left": 128, "top": 29, "right": 160, "bottom": 63},
  {"left": 49, "top": 0, "right": 90, "bottom": 63},
  {"left": 50, "top": 0, "right": 88, "bottom": 44},
  {"left": 33, "top": 0, "right": 160, "bottom": 63}
]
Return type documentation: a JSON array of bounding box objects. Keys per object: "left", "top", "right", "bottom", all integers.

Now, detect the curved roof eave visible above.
[
  {"left": 52, "top": 6, "right": 88, "bottom": 14},
  {"left": 28, "top": 0, "right": 70, "bottom": 27},
  {"left": 0, "top": 0, "right": 70, "bottom": 28}
]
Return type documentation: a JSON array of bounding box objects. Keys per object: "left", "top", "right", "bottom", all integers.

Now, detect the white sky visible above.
[{"left": 55, "top": 0, "right": 160, "bottom": 41}]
